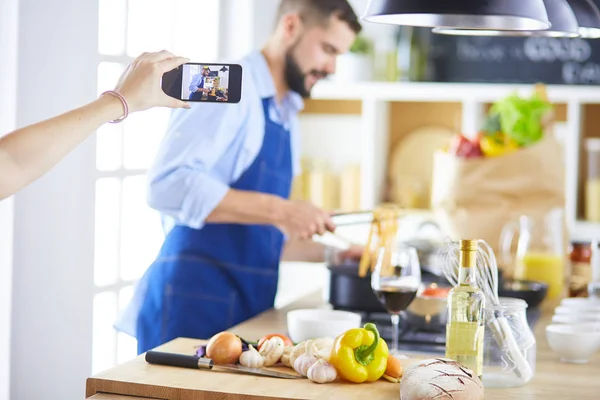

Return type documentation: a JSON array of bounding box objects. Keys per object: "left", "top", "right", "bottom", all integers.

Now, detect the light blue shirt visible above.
[
  {"left": 147, "top": 51, "right": 304, "bottom": 232},
  {"left": 188, "top": 73, "right": 205, "bottom": 93}
]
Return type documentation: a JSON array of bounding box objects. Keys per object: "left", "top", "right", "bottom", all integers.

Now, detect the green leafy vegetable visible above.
[
  {"left": 489, "top": 92, "right": 552, "bottom": 147},
  {"left": 481, "top": 113, "right": 501, "bottom": 136}
]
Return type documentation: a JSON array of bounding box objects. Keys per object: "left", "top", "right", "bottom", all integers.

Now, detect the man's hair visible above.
[{"left": 276, "top": 0, "right": 362, "bottom": 34}]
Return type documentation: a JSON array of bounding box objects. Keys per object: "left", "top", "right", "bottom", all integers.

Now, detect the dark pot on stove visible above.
[
  {"left": 325, "top": 243, "right": 453, "bottom": 316},
  {"left": 326, "top": 263, "right": 387, "bottom": 313}
]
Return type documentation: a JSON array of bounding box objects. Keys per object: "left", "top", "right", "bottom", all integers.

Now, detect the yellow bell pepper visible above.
[
  {"left": 329, "top": 323, "right": 389, "bottom": 383},
  {"left": 480, "top": 133, "right": 520, "bottom": 157}
]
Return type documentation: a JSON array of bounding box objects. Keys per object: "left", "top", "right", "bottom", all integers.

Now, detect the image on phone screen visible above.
[{"left": 162, "top": 62, "right": 242, "bottom": 103}]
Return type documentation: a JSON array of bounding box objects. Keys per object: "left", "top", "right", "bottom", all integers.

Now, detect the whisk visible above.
[{"left": 439, "top": 238, "right": 534, "bottom": 382}]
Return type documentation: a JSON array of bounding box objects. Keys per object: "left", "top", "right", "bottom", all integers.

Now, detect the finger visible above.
[
  {"left": 315, "top": 219, "right": 326, "bottom": 235},
  {"left": 159, "top": 56, "right": 190, "bottom": 73},
  {"left": 144, "top": 49, "right": 176, "bottom": 63},
  {"left": 324, "top": 215, "right": 336, "bottom": 233}
]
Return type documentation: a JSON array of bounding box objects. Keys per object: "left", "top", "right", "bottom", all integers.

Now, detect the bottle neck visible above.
[{"left": 458, "top": 249, "right": 477, "bottom": 286}]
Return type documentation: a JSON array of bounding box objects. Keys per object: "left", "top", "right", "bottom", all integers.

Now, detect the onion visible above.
[{"left": 206, "top": 332, "right": 243, "bottom": 365}]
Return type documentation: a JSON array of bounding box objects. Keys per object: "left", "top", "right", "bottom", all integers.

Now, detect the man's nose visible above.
[{"left": 325, "top": 57, "right": 337, "bottom": 75}]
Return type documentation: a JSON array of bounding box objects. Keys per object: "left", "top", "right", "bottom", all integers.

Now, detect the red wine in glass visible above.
[{"left": 374, "top": 285, "right": 418, "bottom": 314}]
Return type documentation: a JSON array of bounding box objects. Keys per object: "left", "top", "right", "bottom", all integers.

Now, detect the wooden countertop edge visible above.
[{"left": 86, "top": 376, "right": 299, "bottom": 400}]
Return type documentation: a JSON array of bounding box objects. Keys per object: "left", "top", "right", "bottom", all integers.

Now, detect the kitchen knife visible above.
[{"left": 145, "top": 351, "right": 303, "bottom": 379}]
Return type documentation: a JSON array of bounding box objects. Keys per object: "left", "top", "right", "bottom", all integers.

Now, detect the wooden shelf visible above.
[
  {"left": 311, "top": 81, "right": 600, "bottom": 103},
  {"left": 295, "top": 81, "right": 600, "bottom": 240}
]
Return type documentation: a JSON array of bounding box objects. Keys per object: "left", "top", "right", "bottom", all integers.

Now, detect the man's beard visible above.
[{"left": 284, "top": 45, "right": 327, "bottom": 98}]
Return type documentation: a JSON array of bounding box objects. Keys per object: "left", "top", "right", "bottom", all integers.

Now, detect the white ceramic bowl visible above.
[
  {"left": 554, "top": 303, "right": 600, "bottom": 315},
  {"left": 554, "top": 305, "right": 600, "bottom": 316},
  {"left": 561, "top": 298, "right": 600, "bottom": 308},
  {"left": 286, "top": 309, "right": 362, "bottom": 343},
  {"left": 546, "top": 323, "right": 600, "bottom": 363},
  {"left": 552, "top": 313, "right": 600, "bottom": 324}
]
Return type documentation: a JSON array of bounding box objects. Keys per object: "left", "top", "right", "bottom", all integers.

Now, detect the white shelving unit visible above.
[{"left": 299, "top": 81, "right": 600, "bottom": 242}]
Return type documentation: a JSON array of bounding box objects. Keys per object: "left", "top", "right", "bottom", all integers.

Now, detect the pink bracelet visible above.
[{"left": 101, "top": 90, "right": 129, "bottom": 123}]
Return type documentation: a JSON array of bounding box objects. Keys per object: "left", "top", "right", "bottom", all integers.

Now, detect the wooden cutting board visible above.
[{"left": 86, "top": 338, "right": 409, "bottom": 400}]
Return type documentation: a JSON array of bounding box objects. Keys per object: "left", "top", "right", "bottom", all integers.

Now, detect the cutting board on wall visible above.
[{"left": 388, "top": 126, "right": 455, "bottom": 208}]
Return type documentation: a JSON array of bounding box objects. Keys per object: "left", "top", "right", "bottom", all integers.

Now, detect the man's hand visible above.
[
  {"left": 338, "top": 244, "right": 364, "bottom": 261},
  {"left": 274, "top": 200, "right": 335, "bottom": 240}
]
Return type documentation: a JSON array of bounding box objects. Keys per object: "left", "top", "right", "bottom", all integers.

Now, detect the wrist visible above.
[
  {"left": 267, "top": 195, "right": 288, "bottom": 226},
  {"left": 100, "top": 90, "right": 129, "bottom": 122},
  {"left": 96, "top": 94, "right": 126, "bottom": 122}
]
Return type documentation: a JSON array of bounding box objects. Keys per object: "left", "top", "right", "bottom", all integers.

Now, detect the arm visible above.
[
  {"left": 147, "top": 98, "right": 335, "bottom": 237},
  {"left": 189, "top": 74, "right": 199, "bottom": 93},
  {"left": 146, "top": 99, "right": 256, "bottom": 229},
  {"left": 0, "top": 50, "right": 190, "bottom": 200},
  {"left": 0, "top": 96, "right": 125, "bottom": 199}
]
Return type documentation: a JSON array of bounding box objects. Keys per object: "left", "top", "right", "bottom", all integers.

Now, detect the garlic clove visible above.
[
  {"left": 239, "top": 344, "right": 265, "bottom": 368},
  {"left": 293, "top": 340, "right": 319, "bottom": 377},
  {"left": 307, "top": 359, "right": 337, "bottom": 384}
]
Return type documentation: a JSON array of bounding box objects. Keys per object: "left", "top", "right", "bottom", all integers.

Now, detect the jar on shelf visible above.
[
  {"left": 482, "top": 298, "right": 536, "bottom": 388},
  {"left": 585, "top": 138, "right": 600, "bottom": 222},
  {"left": 569, "top": 241, "right": 592, "bottom": 298}
]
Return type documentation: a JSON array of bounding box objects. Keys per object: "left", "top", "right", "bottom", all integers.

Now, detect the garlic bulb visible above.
[
  {"left": 281, "top": 345, "right": 294, "bottom": 367},
  {"left": 293, "top": 340, "right": 318, "bottom": 377},
  {"left": 289, "top": 337, "right": 333, "bottom": 367},
  {"left": 239, "top": 344, "right": 264, "bottom": 368},
  {"left": 307, "top": 359, "right": 337, "bottom": 384},
  {"left": 289, "top": 341, "right": 308, "bottom": 368},
  {"left": 259, "top": 336, "right": 285, "bottom": 367}
]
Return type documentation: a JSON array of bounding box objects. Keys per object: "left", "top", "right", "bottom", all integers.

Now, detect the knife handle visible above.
[{"left": 145, "top": 351, "right": 214, "bottom": 370}]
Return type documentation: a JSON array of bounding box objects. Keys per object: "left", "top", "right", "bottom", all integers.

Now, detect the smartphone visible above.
[{"left": 162, "top": 62, "right": 242, "bottom": 103}]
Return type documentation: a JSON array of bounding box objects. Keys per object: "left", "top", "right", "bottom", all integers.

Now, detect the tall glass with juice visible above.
[
  {"left": 501, "top": 208, "right": 565, "bottom": 300},
  {"left": 446, "top": 239, "right": 485, "bottom": 379}
]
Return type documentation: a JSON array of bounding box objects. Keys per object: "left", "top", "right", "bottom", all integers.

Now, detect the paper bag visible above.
[{"left": 430, "top": 136, "right": 566, "bottom": 272}]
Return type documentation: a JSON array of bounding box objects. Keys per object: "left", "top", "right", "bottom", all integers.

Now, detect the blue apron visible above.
[
  {"left": 133, "top": 98, "right": 292, "bottom": 354},
  {"left": 189, "top": 76, "right": 205, "bottom": 101}
]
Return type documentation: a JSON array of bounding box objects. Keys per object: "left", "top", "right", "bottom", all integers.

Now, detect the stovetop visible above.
[{"left": 343, "top": 309, "right": 543, "bottom": 355}]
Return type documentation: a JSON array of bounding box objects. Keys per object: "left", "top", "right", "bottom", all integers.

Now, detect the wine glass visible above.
[{"left": 371, "top": 243, "right": 422, "bottom": 357}]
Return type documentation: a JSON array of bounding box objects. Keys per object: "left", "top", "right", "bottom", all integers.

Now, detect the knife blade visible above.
[{"left": 145, "top": 351, "right": 303, "bottom": 379}]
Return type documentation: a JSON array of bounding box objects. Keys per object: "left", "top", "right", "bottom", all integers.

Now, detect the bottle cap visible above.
[{"left": 459, "top": 239, "right": 479, "bottom": 252}]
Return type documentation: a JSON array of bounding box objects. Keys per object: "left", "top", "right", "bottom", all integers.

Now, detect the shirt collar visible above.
[{"left": 245, "top": 50, "right": 304, "bottom": 113}]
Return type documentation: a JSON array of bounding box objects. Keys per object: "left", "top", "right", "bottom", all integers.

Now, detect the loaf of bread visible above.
[{"left": 400, "top": 358, "right": 484, "bottom": 400}]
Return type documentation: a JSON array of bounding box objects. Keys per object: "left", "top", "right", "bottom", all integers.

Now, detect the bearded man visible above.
[{"left": 118, "top": 0, "right": 362, "bottom": 354}]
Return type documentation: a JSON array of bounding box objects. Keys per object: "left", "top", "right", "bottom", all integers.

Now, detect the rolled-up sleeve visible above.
[
  {"left": 146, "top": 101, "right": 247, "bottom": 229},
  {"left": 188, "top": 74, "right": 199, "bottom": 93}
]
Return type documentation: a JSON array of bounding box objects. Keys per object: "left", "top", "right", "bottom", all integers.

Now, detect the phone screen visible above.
[{"left": 162, "top": 62, "right": 242, "bottom": 103}]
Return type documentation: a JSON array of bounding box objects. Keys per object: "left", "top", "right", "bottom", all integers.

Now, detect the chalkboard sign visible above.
[{"left": 422, "top": 0, "right": 600, "bottom": 85}]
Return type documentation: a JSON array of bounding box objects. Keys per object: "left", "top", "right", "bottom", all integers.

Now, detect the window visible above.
[{"left": 93, "top": 0, "right": 220, "bottom": 374}]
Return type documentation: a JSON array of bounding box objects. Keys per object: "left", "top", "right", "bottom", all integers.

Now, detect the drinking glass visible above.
[{"left": 371, "top": 243, "right": 422, "bottom": 356}]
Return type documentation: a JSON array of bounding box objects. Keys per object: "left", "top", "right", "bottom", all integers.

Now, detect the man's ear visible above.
[{"left": 280, "top": 13, "right": 304, "bottom": 43}]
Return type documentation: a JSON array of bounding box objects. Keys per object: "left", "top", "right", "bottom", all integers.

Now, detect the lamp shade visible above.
[
  {"left": 362, "top": 0, "right": 551, "bottom": 31},
  {"left": 568, "top": 0, "right": 600, "bottom": 38},
  {"left": 432, "top": 0, "right": 580, "bottom": 38}
]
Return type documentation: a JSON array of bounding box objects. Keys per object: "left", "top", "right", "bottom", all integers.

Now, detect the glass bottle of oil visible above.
[{"left": 445, "top": 239, "right": 485, "bottom": 379}]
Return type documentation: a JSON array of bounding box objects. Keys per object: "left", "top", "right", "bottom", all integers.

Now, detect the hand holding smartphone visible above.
[{"left": 162, "top": 62, "right": 242, "bottom": 104}]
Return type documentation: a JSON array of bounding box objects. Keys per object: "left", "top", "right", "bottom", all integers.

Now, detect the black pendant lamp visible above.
[
  {"left": 432, "top": 0, "right": 580, "bottom": 38},
  {"left": 568, "top": 0, "right": 600, "bottom": 38},
  {"left": 362, "top": 0, "right": 551, "bottom": 31}
]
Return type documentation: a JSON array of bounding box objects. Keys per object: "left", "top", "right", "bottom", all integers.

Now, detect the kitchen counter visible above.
[{"left": 86, "top": 291, "right": 599, "bottom": 400}]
